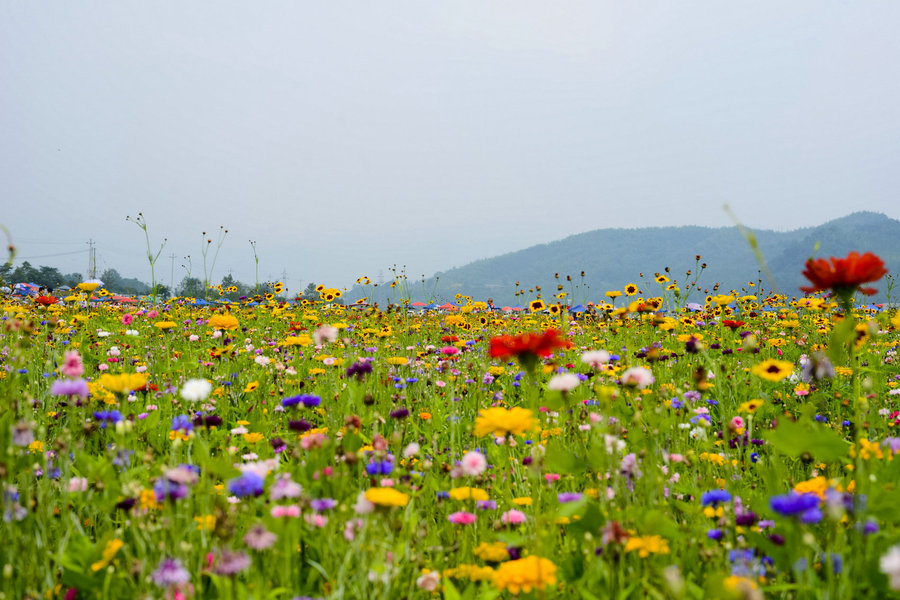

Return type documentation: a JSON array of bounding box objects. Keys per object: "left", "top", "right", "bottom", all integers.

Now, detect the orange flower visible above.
[
  {"left": 489, "top": 329, "right": 571, "bottom": 360},
  {"left": 801, "top": 252, "right": 887, "bottom": 298}
]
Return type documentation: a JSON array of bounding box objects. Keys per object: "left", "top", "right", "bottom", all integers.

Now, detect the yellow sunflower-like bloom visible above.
[
  {"left": 474, "top": 407, "right": 536, "bottom": 438},
  {"left": 750, "top": 359, "right": 794, "bottom": 382},
  {"left": 492, "top": 556, "right": 557, "bottom": 594},
  {"left": 97, "top": 373, "right": 148, "bottom": 394},
  {"left": 448, "top": 487, "right": 489, "bottom": 501},
  {"left": 364, "top": 487, "right": 410, "bottom": 507},
  {"left": 207, "top": 314, "right": 240, "bottom": 331}
]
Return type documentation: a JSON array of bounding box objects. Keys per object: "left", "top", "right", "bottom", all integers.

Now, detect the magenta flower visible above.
[{"left": 448, "top": 511, "right": 477, "bottom": 525}]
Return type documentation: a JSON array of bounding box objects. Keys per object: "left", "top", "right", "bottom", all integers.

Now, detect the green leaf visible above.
[
  {"left": 544, "top": 443, "right": 580, "bottom": 474},
  {"left": 764, "top": 418, "right": 849, "bottom": 462},
  {"left": 827, "top": 316, "right": 856, "bottom": 364},
  {"left": 443, "top": 578, "right": 462, "bottom": 600}
]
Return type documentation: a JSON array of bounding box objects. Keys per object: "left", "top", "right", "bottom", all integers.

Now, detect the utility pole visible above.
[
  {"left": 86, "top": 239, "right": 97, "bottom": 279},
  {"left": 169, "top": 253, "right": 176, "bottom": 291}
]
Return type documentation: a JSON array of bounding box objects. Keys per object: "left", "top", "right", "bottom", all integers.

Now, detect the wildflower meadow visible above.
[{"left": 4, "top": 251, "right": 900, "bottom": 599}]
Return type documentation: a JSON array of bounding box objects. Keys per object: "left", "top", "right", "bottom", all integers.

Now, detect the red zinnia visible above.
[
  {"left": 35, "top": 295, "right": 59, "bottom": 306},
  {"left": 489, "top": 329, "right": 572, "bottom": 360},
  {"left": 721, "top": 320, "right": 745, "bottom": 330},
  {"left": 801, "top": 251, "right": 888, "bottom": 297}
]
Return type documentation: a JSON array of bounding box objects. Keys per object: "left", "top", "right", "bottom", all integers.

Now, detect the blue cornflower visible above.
[
  {"left": 227, "top": 472, "right": 265, "bottom": 498},
  {"left": 171, "top": 415, "right": 193, "bottom": 432},
  {"left": 365, "top": 460, "right": 393, "bottom": 476},
  {"left": 701, "top": 490, "right": 732, "bottom": 506}
]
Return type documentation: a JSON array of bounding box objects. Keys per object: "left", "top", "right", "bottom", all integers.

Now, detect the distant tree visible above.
[
  {"left": 177, "top": 276, "right": 202, "bottom": 298},
  {"left": 156, "top": 284, "right": 171, "bottom": 300},
  {"left": 11, "top": 261, "right": 39, "bottom": 284},
  {"left": 301, "top": 282, "right": 318, "bottom": 301},
  {"left": 100, "top": 268, "right": 124, "bottom": 292}
]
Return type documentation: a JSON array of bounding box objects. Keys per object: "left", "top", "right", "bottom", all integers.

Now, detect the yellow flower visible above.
[
  {"left": 449, "top": 487, "right": 489, "bottom": 501},
  {"left": 710, "top": 295, "right": 734, "bottom": 306},
  {"left": 473, "top": 542, "right": 509, "bottom": 562},
  {"left": 364, "top": 487, "right": 410, "bottom": 507},
  {"left": 793, "top": 476, "right": 829, "bottom": 500},
  {"left": 512, "top": 496, "right": 533, "bottom": 506},
  {"left": 243, "top": 381, "right": 259, "bottom": 393},
  {"left": 281, "top": 335, "right": 311, "bottom": 346},
  {"left": 139, "top": 489, "right": 159, "bottom": 511},
  {"left": 243, "top": 432, "right": 265, "bottom": 444},
  {"left": 77, "top": 282, "right": 100, "bottom": 292},
  {"left": 492, "top": 556, "right": 557, "bottom": 594},
  {"left": 387, "top": 356, "right": 409, "bottom": 366},
  {"left": 97, "top": 373, "right": 148, "bottom": 394},
  {"left": 153, "top": 320, "right": 177, "bottom": 330},
  {"left": 91, "top": 539, "right": 124, "bottom": 572},
  {"left": 28, "top": 440, "right": 45, "bottom": 454},
  {"left": 474, "top": 407, "right": 536, "bottom": 438},
  {"left": 208, "top": 314, "right": 240, "bottom": 331},
  {"left": 443, "top": 564, "right": 496, "bottom": 582},
  {"left": 624, "top": 284, "right": 638, "bottom": 296},
  {"left": 737, "top": 399, "right": 764, "bottom": 414},
  {"left": 750, "top": 359, "right": 794, "bottom": 382},
  {"left": 488, "top": 366, "right": 506, "bottom": 376},
  {"left": 194, "top": 514, "right": 217, "bottom": 531},
  {"left": 624, "top": 535, "right": 670, "bottom": 557}
]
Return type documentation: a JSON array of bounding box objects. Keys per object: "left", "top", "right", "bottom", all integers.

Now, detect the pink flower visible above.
[
  {"left": 146, "top": 309, "right": 159, "bottom": 318},
  {"left": 500, "top": 509, "right": 526, "bottom": 525},
  {"left": 98, "top": 364, "right": 109, "bottom": 372},
  {"left": 61, "top": 350, "right": 84, "bottom": 378},
  {"left": 448, "top": 511, "right": 477, "bottom": 525},
  {"left": 440, "top": 346, "right": 459, "bottom": 355},
  {"left": 121, "top": 313, "right": 133, "bottom": 326},
  {"left": 270, "top": 505, "right": 301, "bottom": 518},
  {"left": 305, "top": 513, "right": 328, "bottom": 527},
  {"left": 460, "top": 451, "right": 487, "bottom": 477}
]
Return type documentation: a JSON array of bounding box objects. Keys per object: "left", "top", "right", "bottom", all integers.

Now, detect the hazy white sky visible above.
[{"left": 2, "top": 2, "right": 899, "bottom": 292}]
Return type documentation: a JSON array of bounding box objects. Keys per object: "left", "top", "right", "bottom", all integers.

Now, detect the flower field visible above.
[{"left": 3, "top": 255, "right": 900, "bottom": 599}]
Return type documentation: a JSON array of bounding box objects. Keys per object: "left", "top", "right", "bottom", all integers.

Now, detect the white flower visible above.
[
  {"left": 354, "top": 491, "right": 375, "bottom": 514},
  {"left": 125, "top": 329, "right": 139, "bottom": 336},
  {"left": 547, "top": 372, "right": 581, "bottom": 393},
  {"left": 254, "top": 355, "right": 270, "bottom": 367},
  {"left": 416, "top": 571, "right": 441, "bottom": 592},
  {"left": 621, "top": 366, "right": 654, "bottom": 389},
  {"left": 107, "top": 346, "right": 121, "bottom": 357},
  {"left": 881, "top": 545, "right": 900, "bottom": 589},
  {"left": 581, "top": 350, "right": 610, "bottom": 368},
  {"left": 180, "top": 378, "right": 212, "bottom": 402},
  {"left": 313, "top": 325, "right": 339, "bottom": 345},
  {"left": 402, "top": 442, "right": 420, "bottom": 459},
  {"left": 460, "top": 451, "right": 487, "bottom": 476}
]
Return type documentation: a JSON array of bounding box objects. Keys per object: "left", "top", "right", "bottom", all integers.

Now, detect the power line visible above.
[{"left": 14, "top": 249, "right": 89, "bottom": 260}]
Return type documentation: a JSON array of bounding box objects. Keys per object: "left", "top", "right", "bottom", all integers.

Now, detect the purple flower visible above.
[
  {"left": 389, "top": 407, "right": 410, "bottom": 419},
  {"left": 171, "top": 415, "right": 193, "bottom": 432},
  {"left": 558, "top": 492, "right": 583, "bottom": 503},
  {"left": 310, "top": 498, "right": 337, "bottom": 512},
  {"left": 243, "top": 524, "right": 277, "bottom": 550},
  {"left": 152, "top": 558, "right": 190, "bottom": 587},
  {"left": 213, "top": 550, "right": 251, "bottom": 576},
  {"left": 346, "top": 361, "right": 373, "bottom": 380},
  {"left": 288, "top": 419, "right": 313, "bottom": 432},
  {"left": 707, "top": 528, "right": 723, "bottom": 540},
  {"left": 476, "top": 500, "right": 497, "bottom": 510},
  {"left": 154, "top": 479, "right": 188, "bottom": 503},
  {"left": 227, "top": 472, "right": 265, "bottom": 498},
  {"left": 192, "top": 413, "right": 223, "bottom": 428},
  {"left": 50, "top": 379, "right": 89, "bottom": 398}
]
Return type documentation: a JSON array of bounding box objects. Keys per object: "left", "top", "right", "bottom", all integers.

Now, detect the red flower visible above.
[
  {"left": 801, "top": 251, "right": 888, "bottom": 297},
  {"left": 721, "top": 320, "right": 745, "bottom": 330},
  {"left": 35, "top": 295, "right": 58, "bottom": 306},
  {"left": 489, "top": 329, "right": 572, "bottom": 360}
]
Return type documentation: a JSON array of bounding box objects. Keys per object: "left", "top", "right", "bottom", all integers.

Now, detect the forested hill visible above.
[{"left": 344, "top": 212, "right": 900, "bottom": 306}]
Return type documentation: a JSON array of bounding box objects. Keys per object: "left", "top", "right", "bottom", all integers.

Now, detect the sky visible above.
[{"left": 2, "top": 2, "right": 899, "bottom": 294}]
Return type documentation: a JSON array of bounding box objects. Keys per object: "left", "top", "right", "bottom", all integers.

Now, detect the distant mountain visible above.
[{"left": 344, "top": 212, "right": 900, "bottom": 306}]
